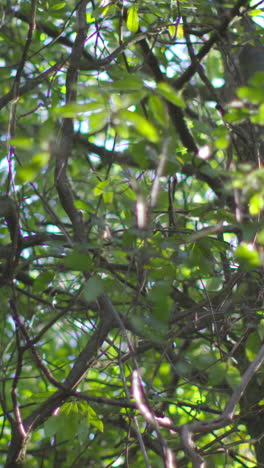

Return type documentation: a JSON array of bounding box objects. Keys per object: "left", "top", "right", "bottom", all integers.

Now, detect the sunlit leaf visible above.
[
  {"left": 257, "top": 230, "right": 264, "bottom": 244},
  {"left": 89, "top": 110, "right": 109, "bottom": 133},
  {"left": 249, "top": 193, "right": 264, "bottom": 216},
  {"left": 156, "top": 82, "right": 186, "bottom": 108},
  {"left": 168, "top": 24, "right": 177, "bottom": 38},
  {"left": 148, "top": 95, "right": 168, "bottom": 127},
  {"left": 94, "top": 180, "right": 109, "bottom": 195},
  {"left": 127, "top": 6, "right": 139, "bottom": 33},
  {"left": 9, "top": 137, "right": 32, "bottom": 149},
  {"left": 118, "top": 110, "right": 159, "bottom": 142},
  {"left": 50, "top": 2, "right": 66, "bottom": 10},
  {"left": 248, "top": 9, "right": 263, "bottom": 16},
  {"left": 251, "top": 102, "right": 264, "bottom": 125},
  {"left": 176, "top": 23, "right": 184, "bottom": 39},
  {"left": 74, "top": 200, "right": 90, "bottom": 211},
  {"left": 237, "top": 86, "right": 264, "bottom": 104},
  {"left": 246, "top": 332, "right": 261, "bottom": 360},
  {"left": 235, "top": 243, "right": 261, "bottom": 269},
  {"left": 86, "top": 404, "right": 104, "bottom": 432},
  {"left": 103, "top": 191, "right": 113, "bottom": 203},
  {"left": 16, "top": 165, "right": 39, "bottom": 183},
  {"left": 249, "top": 72, "right": 264, "bottom": 87},
  {"left": 31, "top": 152, "right": 50, "bottom": 167}
]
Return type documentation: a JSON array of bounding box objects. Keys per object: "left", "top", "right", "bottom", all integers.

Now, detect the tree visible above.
[{"left": 0, "top": 0, "right": 264, "bottom": 466}]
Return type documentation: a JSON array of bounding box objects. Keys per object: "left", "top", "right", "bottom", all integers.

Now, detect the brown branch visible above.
[
  {"left": 0, "top": 60, "right": 67, "bottom": 111},
  {"left": 76, "top": 135, "right": 227, "bottom": 200},
  {"left": 179, "top": 342, "right": 264, "bottom": 467},
  {"left": 6, "top": 307, "right": 116, "bottom": 465},
  {"left": 131, "top": 370, "right": 178, "bottom": 468},
  {"left": 6, "top": 301, "right": 31, "bottom": 468},
  {"left": 70, "top": 391, "right": 135, "bottom": 409},
  {"left": 10, "top": 303, "right": 27, "bottom": 439},
  {"left": 24, "top": 320, "right": 115, "bottom": 427},
  {"left": 6, "top": 0, "right": 38, "bottom": 194},
  {"left": 10, "top": 300, "right": 65, "bottom": 390},
  {"left": 13, "top": 11, "right": 94, "bottom": 63},
  {"left": 130, "top": 341, "right": 264, "bottom": 468},
  {"left": 11, "top": 0, "right": 37, "bottom": 97},
  {"left": 139, "top": 38, "right": 198, "bottom": 154},
  {"left": 174, "top": 0, "right": 250, "bottom": 91},
  {"left": 54, "top": 1, "right": 88, "bottom": 242},
  {"left": 0, "top": 196, "right": 21, "bottom": 282},
  {"left": 183, "top": 17, "right": 225, "bottom": 114}
]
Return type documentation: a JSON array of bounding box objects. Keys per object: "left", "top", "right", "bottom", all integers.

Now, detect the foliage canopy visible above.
[{"left": 1, "top": 0, "right": 264, "bottom": 467}]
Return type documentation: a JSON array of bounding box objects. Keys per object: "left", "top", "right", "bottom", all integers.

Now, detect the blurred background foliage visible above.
[{"left": 1, "top": 0, "right": 264, "bottom": 467}]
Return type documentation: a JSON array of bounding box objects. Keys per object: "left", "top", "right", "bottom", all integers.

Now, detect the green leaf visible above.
[
  {"left": 225, "top": 366, "right": 241, "bottom": 390},
  {"left": 252, "top": 102, "right": 264, "bottom": 125},
  {"left": 148, "top": 95, "right": 168, "bottom": 127},
  {"left": 248, "top": 8, "right": 263, "bottom": 16},
  {"left": 50, "top": 2, "right": 66, "bottom": 10},
  {"left": 16, "top": 151, "right": 50, "bottom": 183},
  {"left": 44, "top": 415, "right": 62, "bottom": 438},
  {"left": 89, "top": 110, "right": 109, "bottom": 133},
  {"left": 213, "top": 126, "right": 230, "bottom": 149},
  {"left": 237, "top": 86, "right": 264, "bottom": 104},
  {"left": 74, "top": 200, "right": 90, "bottom": 211},
  {"left": 127, "top": 6, "right": 139, "bottom": 33},
  {"left": 225, "top": 106, "right": 249, "bottom": 123},
  {"left": 61, "top": 401, "right": 78, "bottom": 416},
  {"left": 94, "top": 180, "right": 109, "bottom": 195},
  {"left": 149, "top": 282, "right": 172, "bottom": 322},
  {"left": 249, "top": 193, "right": 264, "bottom": 216},
  {"left": 103, "top": 191, "right": 113, "bottom": 203},
  {"left": 33, "top": 271, "right": 55, "bottom": 292},
  {"left": 111, "top": 77, "right": 143, "bottom": 91},
  {"left": 16, "top": 165, "right": 39, "bottom": 183},
  {"left": 123, "top": 186, "right": 137, "bottom": 200},
  {"left": 9, "top": 137, "right": 33, "bottom": 149},
  {"left": 246, "top": 332, "right": 261, "bottom": 360},
  {"left": 256, "top": 230, "right": 264, "bottom": 244},
  {"left": 207, "top": 361, "right": 226, "bottom": 385},
  {"left": 176, "top": 23, "right": 184, "bottom": 39},
  {"left": 52, "top": 103, "right": 85, "bottom": 117},
  {"left": 206, "top": 50, "right": 223, "bottom": 81},
  {"left": 235, "top": 243, "right": 261, "bottom": 270},
  {"left": 53, "top": 101, "right": 107, "bottom": 118},
  {"left": 118, "top": 110, "right": 159, "bottom": 143},
  {"left": 77, "top": 421, "right": 90, "bottom": 444},
  {"left": 31, "top": 152, "right": 50, "bottom": 167},
  {"left": 82, "top": 277, "right": 104, "bottom": 302},
  {"left": 188, "top": 241, "right": 214, "bottom": 274},
  {"left": 249, "top": 72, "right": 264, "bottom": 87},
  {"left": 63, "top": 252, "right": 93, "bottom": 271},
  {"left": 156, "top": 82, "right": 186, "bottom": 108},
  {"left": 215, "top": 136, "right": 229, "bottom": 149},
  {"left": 168, "top": 23, "right": 177, "bottom": 39},
  {"left": 86, "top": 404, "right": 104, "bottom": 432}
]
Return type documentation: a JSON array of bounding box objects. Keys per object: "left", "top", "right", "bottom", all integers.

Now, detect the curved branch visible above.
[
  {"left": 174, "top": 0, "right": 250, "bottom": 90},
  {"left": 180, "top": 342, "right": 264, "bottom": 467},
  {"left": 139, "top": 38, "right": 198, "bottom": 154},
  {"left": 0, "top": 60, "right": 67, "bottom": 111},
  {"left": 0, "top": 196, "right": 21, "bottom": 281},
  {"left": 54, "top": 2, "right": 88, "bottom": 242}
]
